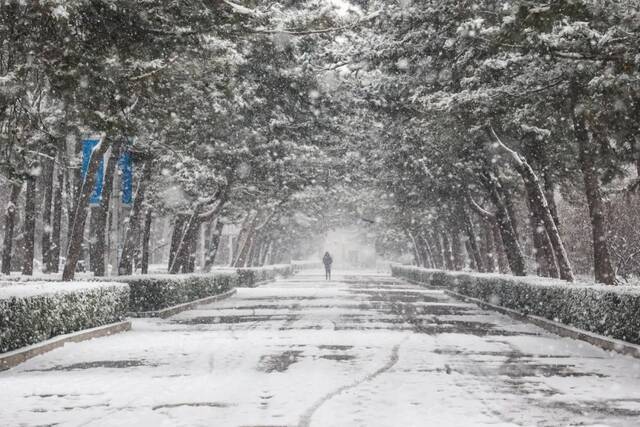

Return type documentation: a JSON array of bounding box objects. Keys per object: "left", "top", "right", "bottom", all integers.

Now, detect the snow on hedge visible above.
[
  {"left": 0, "top": 281, "right": 129, "bottom": 353},
  {"left": 236, "top": 264, "right": 293, "bottom": 287},
  {"left": 115, "top": 265, "right": 292, "bottom": 311},
  {"left": 1, "top": 264, "right": 297, "bottom": 353},
  {"left": 291, "top": 260, "right": 323, "bottom": 271},
  {"left": 110, "top": 264, "right": 290, "bottom": 311},
  {"left": 3, "top": 264, "right": 294, "bottom": 312},
  {"left": 391, "top": 265, "right": 640, "bottom": 345},
  {"left": 110, "top": 272, "right": 237, "bottom": 313}
]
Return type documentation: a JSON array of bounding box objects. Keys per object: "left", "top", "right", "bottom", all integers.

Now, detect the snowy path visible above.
[{"left": 2, "top": 271, "right": 640, "bottom": 427}]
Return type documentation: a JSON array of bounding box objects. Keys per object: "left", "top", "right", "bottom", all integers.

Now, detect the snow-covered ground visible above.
[{"left": 1, "top": 270, "right": 639, "bottom": 426}]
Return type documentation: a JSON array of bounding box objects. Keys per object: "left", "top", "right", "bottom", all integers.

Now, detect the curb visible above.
[
  {"left": 128, "top": 288, "right": 237, "bottom": 319},
  {"left": 402, "top": 278, "right": 437, "bottom": 288},
  {"left": 444, "top": 289, "right": 640, "bottom": 359},
  {"left": 394, "top": 274, "right": 640, "bottom": 360},
  {"left": 244, "top": 280, "right": 273, "bottom": 288},
  {"left": 0, "top": 320, "right": 131, "bottom": 371}
]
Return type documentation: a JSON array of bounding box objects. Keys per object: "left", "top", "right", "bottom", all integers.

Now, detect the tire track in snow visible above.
[{"left": 297, "top": 340, "right": 405, "bottom": 427}]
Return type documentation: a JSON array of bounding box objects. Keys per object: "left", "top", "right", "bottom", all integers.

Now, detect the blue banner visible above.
[
  {"left": 81, "top": 138, "right": 104, "bottom": 205},
  {"left": 119, "top": 144, "right": 133, "bottom": 205}
]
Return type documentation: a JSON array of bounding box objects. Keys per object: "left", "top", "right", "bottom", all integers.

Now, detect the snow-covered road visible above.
[{"left": 2, "top": 271, "right": 640, "bottom": 427}]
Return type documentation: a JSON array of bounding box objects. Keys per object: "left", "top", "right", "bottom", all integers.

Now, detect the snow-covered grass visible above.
[
  {"left": 391, "top": 265, "right": 640, "bottom": 345},
  {"left": 0, "top": 281, "right": 129, "bottom": 353}
]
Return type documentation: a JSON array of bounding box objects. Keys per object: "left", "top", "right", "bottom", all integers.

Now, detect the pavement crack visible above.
[{"left": 297, "top": 340, "right": 404, "bottom": 427}]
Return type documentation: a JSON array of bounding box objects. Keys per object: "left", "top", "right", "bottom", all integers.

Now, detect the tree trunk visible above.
[
  {"left": 522, "top": 178, "right": 569, "bottom": 280},
  {"left": 66, "top": 138, "right": 84, "bottom": 243},
  {"left": 63, "top": 140, "right": 111, "bottom": 281},
  {"left": 482, "top": 220, "right": 497, "bottom": 273},
  {"left": 489, "top": 128, "right": 573, "bottom": 281},
  {"left": 441, "top": 231, "right": 454, "bottom": 270},
  {"left": 544, "top": 178, "right": 561, "bottom": 228},
  {"left": 449, "top": 223, "right": 464, "bottom": 271},
  {"left": 2, "top": 181, "right": 22, "bottom": 275},
  {"left": 93, "top": 140, "right": 122, "bottom": 276},
  {"left": 141, "top": 209, "right": 153, "bottom": 274},
  {"left": 88, "top": 207, "right": 99, "bottom": 272},
  {"left": 261, "top": 240, "right": 273, "bottom": 266},
  {"left": 502, "top": 186, "right": 520, "bottom": 243},
  {"left": 494, "top": 199, "right": 526, "bottom": 276},
  {"left": 407, "top": 230, "right": 422, "bottom": 266},
  {"left": 168, "top": 214, "right": 188, "bottom": 271},
  {"left": 413, "top": 234, "right": 426, "bottom": 267},
  {"left": 428, "top": 230, "right": 445, "bottom": 269},
  {"left": 203, "top": 220, "right": 213, "bottom": 266},
  {"left": 254, "top": 237, "right": 267, "bottom": 267},
  {"left": 465, "top": 241, "right": 477, "bottom": 271},
  {"left": 573, "top": 112, "right": 617, "bottom": 285},
  {"left": 171, "top": 196, "right": 226, "bottom": 273},
  {"left": 419, "top": 233, "right": 435, "bottom": 269},
  {"left": 232, "top": 210, "right": 258, "bottom": 267},
  {"left": 118, "top": 159, "right": 152, "bottom": 275},
  {"left": 416, "top": 233, "right": 433, "bottom": 268},
  {"left": 204, "top": 219, "right": 224, "bottom": 271},
  {"left": 461, "top": 206, "right": 485, "bottom": 272},
  {"left": 527, "top": 195, "right": 558, "bottom": 278},
  {"left": 21, "top": 176, "right": 37, "bottom": 276},
  {"left": 250, "top": 239, "right": 261, "bottom": 267},
  {"left": 270, "top": 243, "right": 282, "bottom": 266},
  {"left": 246, "top": 234, "right": 259, "bottom": 267},
  {"left": 258, "top": 239, "right": 271, "bottom": 266},
  {"left": 492, "top": 223, "right": 510, "bottom": 274},
  {"left": 234, "top": 228, "right": 256, "bottom": 268},
  {"left": 483, "top": 173, "right": 526, "bottom": 276},
  {"left": 41, "top": 157, "right": 55, "bottom": 272},
  {"left": 170, "top": 212, "right": 202, "bottom": 273},
  {"left": 186, "top": 228, "right": 198, "bottom": 273},
  {"left": 50, "top": 160, "right": 64, "bottom": 273}
]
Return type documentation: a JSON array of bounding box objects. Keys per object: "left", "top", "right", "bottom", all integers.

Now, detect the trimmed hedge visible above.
[
  {"left": 114, "top": 272, "right": 237, "bottom": 313},
  {"left": 0, "top": 282, "right": 129, "bottom": 353},
  {"left": 291, "top": 260, "right": 324, "bottom": 272},
  {"left": 236, "top": 264, "right": 293, "bottom": 287},
  {"left": 391, "top": 265, "right": 640, "bottom": 345},
  {"left": 1, "top": 264, "right": 295, "bottom": 354},
  {"left": 113, "top": 264, "right": 290, "bottom": 311}
]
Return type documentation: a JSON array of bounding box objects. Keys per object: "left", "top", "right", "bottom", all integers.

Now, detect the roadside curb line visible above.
[
  {"left": 0, "top": 320, "right": 131, "bottom": 371},
  {"left": 242, "top": 280, "right": 273, "bottom": 288},
  {"left": 443, "top": 289, "right": 640, "bottom": 359},
  {"left": 402, "top": 278, "right": 438, "bottom": 288},
  {"left": 395, "top": 275, "right": 640, "bottom": 359},
  {"left": 128, "top": 288, "right": 238, "bottom": 319}
]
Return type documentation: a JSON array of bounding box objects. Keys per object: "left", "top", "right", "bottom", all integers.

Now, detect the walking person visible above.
[{"left": 322, "top": 251, "right": 333, "bottom": 280}]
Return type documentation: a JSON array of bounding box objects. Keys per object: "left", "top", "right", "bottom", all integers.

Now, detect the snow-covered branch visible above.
[
  {"left": 466, "top": 193, "right": 495, "bottom": 222},
  {"left": 253, "top": 10, "right": 381, "bottom": 36},
  {"left": 129, "top": 57, "right": 178, "bottom": 81}
]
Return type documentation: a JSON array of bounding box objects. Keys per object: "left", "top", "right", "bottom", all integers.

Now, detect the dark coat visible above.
[{"left": 323, "top": 253, "right": 333, "bottom": 266}]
